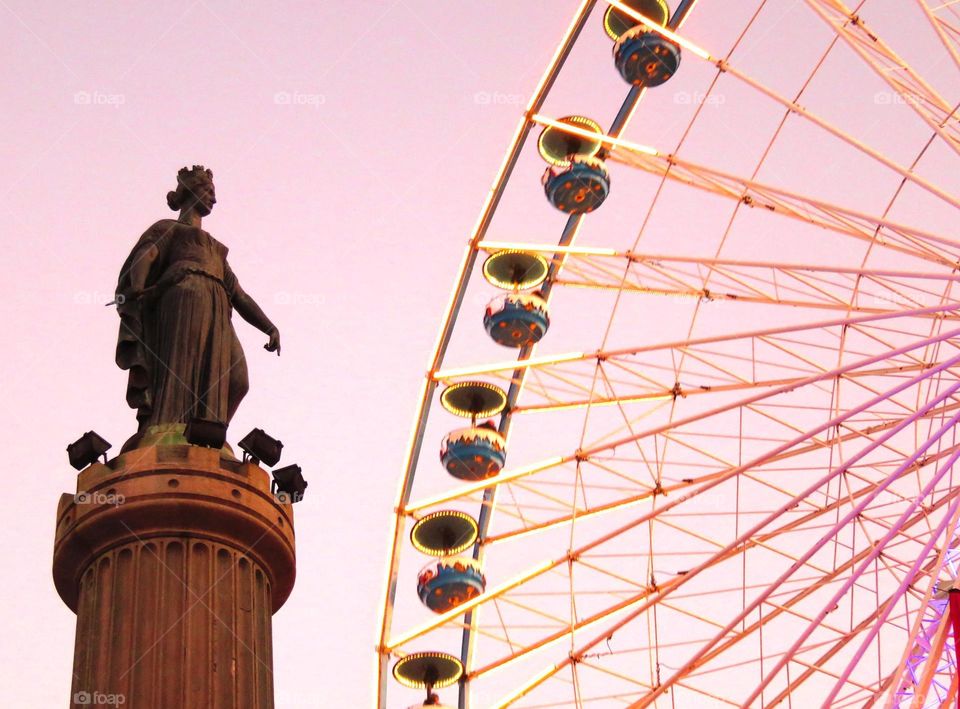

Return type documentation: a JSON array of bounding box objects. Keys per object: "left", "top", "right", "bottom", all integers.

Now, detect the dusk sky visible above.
[
  {"left": 6, "top": 1, "right": 960, "bottom": 707},
  {"left": 1, "top": 2, "right": 564, "bottom": 705}
]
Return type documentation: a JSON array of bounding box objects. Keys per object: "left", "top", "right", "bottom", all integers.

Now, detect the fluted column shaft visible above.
[{"left": 53, "top": 445, "right": 296, "bottom": 709}]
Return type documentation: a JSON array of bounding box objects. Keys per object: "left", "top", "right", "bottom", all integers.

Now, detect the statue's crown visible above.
[{"left": 177, "top": 164, "right": 213, "bottom": 185}]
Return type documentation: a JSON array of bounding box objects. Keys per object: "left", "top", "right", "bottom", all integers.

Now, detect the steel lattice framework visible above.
[{"left": 377, "top": 1, "right": 960, "bottom": 706}]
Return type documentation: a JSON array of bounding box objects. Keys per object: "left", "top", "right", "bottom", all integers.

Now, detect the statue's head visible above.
[{"left": 167, "top": 165, "right": 216, "bottom": 216}]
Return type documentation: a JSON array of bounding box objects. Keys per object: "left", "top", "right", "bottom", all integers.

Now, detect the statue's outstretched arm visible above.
[{"left": 230, "top": 277, "right": 281, "bottom": 355}]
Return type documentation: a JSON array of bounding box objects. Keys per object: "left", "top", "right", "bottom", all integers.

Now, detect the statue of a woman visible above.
[{"left": 115, "top": 166, "right": 279, "bottom": 446}]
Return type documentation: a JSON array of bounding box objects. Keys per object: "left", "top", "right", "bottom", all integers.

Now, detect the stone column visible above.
[{"left": 53, "top": 444, "right": 296, "bottom": 708}]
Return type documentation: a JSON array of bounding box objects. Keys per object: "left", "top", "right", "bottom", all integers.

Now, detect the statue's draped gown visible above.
[{"left": 116, "top": 220, "right": 248, "bottom": 429}]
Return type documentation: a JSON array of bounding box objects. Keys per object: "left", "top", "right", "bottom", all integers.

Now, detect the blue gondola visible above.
[
  {"left": 417, "top": 557, "right": 486, "bottom": 613},
  {"left": 440, "top": 423, "right": 506, "bottom": 481},
  {"left": 614, "top": 24, "right": 681, "bottom": 87},
  {"left": 542, "top": 155, "right": 610, "bottom": 214},
  {"left": 484, "top": 291, "right": 550, "bottom": 348}
]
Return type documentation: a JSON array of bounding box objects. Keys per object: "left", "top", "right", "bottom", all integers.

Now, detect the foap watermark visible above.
[
  {"left": 674, "top": 90, "right": 725, "bottom": 106},
  {"left": 874, "top": 91, "right": 920, "bottom": 107},
  {"left": 474, "top": 91, "right": 525, "bottom": 107},
  {"left": 274, "top": 291, "right": 325, "bottom": 306},
  {"left": 73, "top": 691, "right": 126, "bottom": 706},
  {"left": 75, "top": 490, "right": 125, "bottom": 506},
  {"left": 273, "top": 90, "right": 325, "bottom": 109},
  {"left": 74, "top": 290, "right": 124, "bottom": 306},
  {"left": 274, "top": 489, "right": 305, "bottom": 504},
  {"left": 73, "top": 91, "right": 126, "bottom": 108}
]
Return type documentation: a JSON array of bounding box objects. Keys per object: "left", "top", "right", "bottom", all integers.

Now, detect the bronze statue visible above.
[{"left": 115, "top": 166, "right": 279, "bottom": 445}]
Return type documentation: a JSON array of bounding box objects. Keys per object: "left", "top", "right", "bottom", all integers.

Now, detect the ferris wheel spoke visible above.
[
  {"left": 556, "top": 1, "right": 960, "bottom": 215},
  {"left": 457, "top": 332, "right": 957, "bottom": 416},
  {"left": 802, "top": 0, "right": 960, "bottom": 160},
  {"left": 393, "top": 373, "right": 960, "bottom": 704},
  {"left": 435, "top": 303, "right": 960, "bottom": 386},
  {"left": 792, "top": 503, "right": 960, "bottom": 707},
  {"left": 409, "top": 337, "right": 960, "bottom": 524},
  {"left": 525, "top": 348, "right": 952, "bottom": 453},
  {"left": 545, "top": 439, "right": 956, "bottom": 652},
  {"left": 516, "top": 489, "right": 950, "bottom": 706},
  {"left": 915, "top": 0, "right": 960, "bottom": 74},
  {"left": 699, "top": 513, "right": 948, "bottom": 707},
  {"left": 486, "top": 430, "right": 950, "bottom": 547},
  {"left": 392, "top": 365, "right": 960, "bottom": 681},
  {"left": 570, "top": 659, "right": 654, "bottom": 694},
  {"left": 634, "top": 454, "right": 960, "bottom": 707},
  {"left": 477, "top": 244, "right": 960, "bottom": 314},
  {"left": 575, "top": 326, "right": 960, "bottom": 462},
  {"left": 736, "top": 451, "right": 960, "bottom": 707},
  {"left": 605, "top": 141, "right": 960, "bottom": 265},
  {"left": 580, "top": 376, "right": 960, "bottom": 705},
  {"left": 554, "top": 259, "right": 952, "bottom": 313},
  {"left": 407, "top": 390, "right": 951, "bottom": 529},
  {"left": 533, "top": 114, "right": 960, "bottom": 265}
]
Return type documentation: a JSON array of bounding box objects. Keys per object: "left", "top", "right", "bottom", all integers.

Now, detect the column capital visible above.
[{"left": 53, "top": 444, "right": 296, "bottom": 613}]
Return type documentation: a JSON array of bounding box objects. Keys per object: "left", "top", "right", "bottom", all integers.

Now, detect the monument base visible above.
[{"left": 53, "top": 444, "right": 296, "bottom": 708}]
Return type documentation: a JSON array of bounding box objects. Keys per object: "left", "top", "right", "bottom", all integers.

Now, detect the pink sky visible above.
[
  {"left": 6, "top": 0, "right": 960, "bottom": 706},
  {"left": 0, "top": 2, "right": 570, "bottom": 705}
]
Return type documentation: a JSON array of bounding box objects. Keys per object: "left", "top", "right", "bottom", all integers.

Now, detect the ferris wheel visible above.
[{"left": 376, "top": 0, "right": 960, "bottom": 706}]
